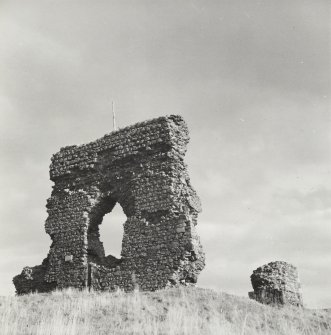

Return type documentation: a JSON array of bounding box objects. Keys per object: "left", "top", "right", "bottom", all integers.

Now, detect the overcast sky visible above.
[{"left": 0, "top": 0, "right": 330, "bottom": 308}]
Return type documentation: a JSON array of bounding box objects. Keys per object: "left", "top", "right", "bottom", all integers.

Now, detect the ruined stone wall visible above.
[
  {"left": 248, "top": 261, "right": 303, "bottom": 307},
  {"left": 13, "top": 115, "right": 205, "bottom": 294}
]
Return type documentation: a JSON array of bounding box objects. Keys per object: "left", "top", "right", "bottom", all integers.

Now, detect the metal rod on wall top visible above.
[{"left": 112, "top": 100, "right": 117, "bottom": 131}]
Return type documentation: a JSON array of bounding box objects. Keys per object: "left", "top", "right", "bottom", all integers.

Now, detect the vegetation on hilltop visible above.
[{"left": 0, "top": 287, "right": 330, "bottom": 335}]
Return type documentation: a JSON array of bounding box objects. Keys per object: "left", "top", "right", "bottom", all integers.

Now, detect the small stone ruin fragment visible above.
[{"left": 248, "top": 261, "right": 303, "bottom": 307}]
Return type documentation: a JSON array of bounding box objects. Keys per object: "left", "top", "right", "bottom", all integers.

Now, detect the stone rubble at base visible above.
[
  {"left": 13, "top": 115, "right": 205, "bottom": 294},
  {"left": 248, "top": 261, "right": 303, "bottom": 307}
]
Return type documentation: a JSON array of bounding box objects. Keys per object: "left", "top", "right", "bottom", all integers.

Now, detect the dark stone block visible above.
[{"left": 248, "top": 261, "right": 303, "bottom": 307}]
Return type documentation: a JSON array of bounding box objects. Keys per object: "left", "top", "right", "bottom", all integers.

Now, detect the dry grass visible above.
[{"left": 0, "top": 287, "right": 330, "bottom": 335}]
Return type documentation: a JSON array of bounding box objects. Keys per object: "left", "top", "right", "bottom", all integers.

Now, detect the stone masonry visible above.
[
  {"left": 248, "top": 261, "right": 303, "bottom": 307},
  {"left": 13, "top": 115, "right": 205, "bottom": 294}
]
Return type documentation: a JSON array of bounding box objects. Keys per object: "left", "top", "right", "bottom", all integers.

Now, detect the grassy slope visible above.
[{"left": 0, "top": 287, "right": 330, "bottom": 335}]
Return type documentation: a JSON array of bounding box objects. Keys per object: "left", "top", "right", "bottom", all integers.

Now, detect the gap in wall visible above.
[{"left": 99, "top": 203, "right": 125, "bottom": 259}]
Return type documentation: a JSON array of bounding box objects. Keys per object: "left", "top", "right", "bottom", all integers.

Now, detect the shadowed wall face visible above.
[
  {"left": 249, "top": 261, "right": 303, "bottom": 307},
  {"left": 13, "top": 115, "right": 205, "bottom": 294}
]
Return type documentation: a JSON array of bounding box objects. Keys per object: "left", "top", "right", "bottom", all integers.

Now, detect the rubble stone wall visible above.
[
  {"left": 248, "top": 261, "right": 303, "bottom": 307},
  {"left": 13, "top": 115, "right": 205, "bottom": 294}
]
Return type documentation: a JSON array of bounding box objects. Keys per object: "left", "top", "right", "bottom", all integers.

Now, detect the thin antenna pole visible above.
[{"left": 112, "top": 101, "right": 117, "bottom": 131}]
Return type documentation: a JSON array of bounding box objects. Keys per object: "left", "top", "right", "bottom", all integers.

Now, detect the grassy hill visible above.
[{"left": 0, "top": 287, "right": 330, "bottom": 334}]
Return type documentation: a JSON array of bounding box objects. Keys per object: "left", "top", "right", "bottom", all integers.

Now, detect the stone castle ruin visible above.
[
  {"left": 249, "top": 261, "right": 303, "bottom": 307},
  {"left": 13, "top": 115, "right": 205, "bottom": 294}
]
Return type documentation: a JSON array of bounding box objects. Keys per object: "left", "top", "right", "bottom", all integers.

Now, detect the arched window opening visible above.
[{"left": 99, "top": 203, "right": 125, "bottom": 259}]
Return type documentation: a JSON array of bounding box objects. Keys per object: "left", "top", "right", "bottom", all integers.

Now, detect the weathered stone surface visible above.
[
  {"left": 13, "top": 115, "right": 205, "bottom": 294},
  {"left": 13, "top": 259, "right": 57, "bottom": 294},
  {"left": 248, "top": 261, "right": 303, "bottom": 307}
]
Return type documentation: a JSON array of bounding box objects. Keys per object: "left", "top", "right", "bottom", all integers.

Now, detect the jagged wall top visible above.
[{"left": 50, "top": 115, "right": 189, "bottom": 181}]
